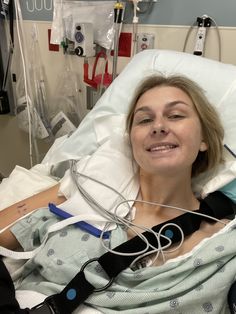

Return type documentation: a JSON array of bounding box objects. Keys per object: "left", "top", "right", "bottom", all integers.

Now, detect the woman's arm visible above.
[{"left": 0, "top": 183, "right": 66, "bottom": 249}]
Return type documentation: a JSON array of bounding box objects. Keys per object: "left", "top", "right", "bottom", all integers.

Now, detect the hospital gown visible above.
[{"left": 11, "top": 206, "right": 236, "bottom": 314}]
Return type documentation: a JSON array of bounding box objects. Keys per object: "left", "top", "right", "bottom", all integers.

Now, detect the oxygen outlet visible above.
[{"left": 136, "top": 33, "right": 155, "bottom": 53}]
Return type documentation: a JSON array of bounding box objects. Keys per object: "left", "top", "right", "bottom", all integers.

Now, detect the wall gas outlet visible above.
[
  {"left": 137, "top": 33, "right": 155, "bottom": 52},
  {"left": 193, "top": 27, "right": 207, "bottom": 56},
  {"left": 74, "top": 23, "right": 95, "bottom": 57}
]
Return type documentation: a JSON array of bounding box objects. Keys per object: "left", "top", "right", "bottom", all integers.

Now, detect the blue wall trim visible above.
[{"left": 20, "top": 0, "right": 236, "bottom": 27}]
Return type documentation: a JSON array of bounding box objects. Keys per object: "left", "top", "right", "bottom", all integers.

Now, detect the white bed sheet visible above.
[{"left": 0, "top": 164, "right": 57, "bottom": 211}]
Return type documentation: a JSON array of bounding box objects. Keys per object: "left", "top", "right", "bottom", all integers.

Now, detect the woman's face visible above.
[{"left": 130, "top": 86, "right": 208, "bottom": 177}]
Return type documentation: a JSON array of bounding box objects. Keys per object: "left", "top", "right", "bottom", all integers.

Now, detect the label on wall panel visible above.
[{"left": 20, "top": 0, "right": 53, "bottom": 21}]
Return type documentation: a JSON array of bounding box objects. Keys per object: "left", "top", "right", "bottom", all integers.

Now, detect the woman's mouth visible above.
[{"left": 147, "top": 143, "right": 178, "bottom": 152}]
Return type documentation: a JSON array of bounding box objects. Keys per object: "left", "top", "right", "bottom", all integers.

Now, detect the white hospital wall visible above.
[{"left": 0, "top": 21, "right": 236, "bottom": 177}]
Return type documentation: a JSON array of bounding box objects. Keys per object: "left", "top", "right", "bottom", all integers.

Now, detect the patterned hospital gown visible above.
[{"left": 11, "top": 207, "right": 236, "bottom": 314}]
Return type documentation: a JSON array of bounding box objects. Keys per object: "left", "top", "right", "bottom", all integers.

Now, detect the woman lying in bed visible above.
[{"left": 0, "top": 74, "right": 236, "bottom": 314}]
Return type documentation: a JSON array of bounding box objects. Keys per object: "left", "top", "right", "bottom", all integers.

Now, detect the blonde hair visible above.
[{"left": 126, "top": 74, "right": 224, "bottom": 177}]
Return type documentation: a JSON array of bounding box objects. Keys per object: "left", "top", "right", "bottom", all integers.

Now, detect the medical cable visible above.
[
  {"left": 130, "top": 0, "right": 154, "bottom": 56},
  {"left": 206, "top": 15, "right": 222, "bottom": 62},
  {"left": 0, "top": 166, "right": 231, "bottom": 267},
  {"left": 100, "top": 197, "right": 226, "bottom": 266},
  {"left": 69, "top": 160, "right": 227, "bottom": 266},
  {"left": 70, "top": 161, "right": 178, "bottom": 263},
  {"left": 1, "top": 158, "right": 223, "bottom": 266},
  {"left": 115, "top": 199, "right": 227, "bottom": 226},
  {"left": 131, "top": 0, "right": 140, "bottom": 56},
  {"left": 112, "top": 2, "right": 124, "bottom": 81},
  {"left": 0, "top": 159, "right": 228, "bottom": 262},
  {"left": 99, "top": 217, "right": 181, "bottom": 267},
  {"left": 182, "top": 19, "right": 197, "bottom": 53},
  {"left": 14, "top": 0, "right": 33, "bottom": 167},
  {"left": 70, "top": 160, "right": 133, "bottom": 222},
  {"left": 0, "top": 169, "right": 181, "bottom": 263},
  {"left": 71, "top": 159, "right": 227, "bottom": 232},
  {"left": 0, "top": 2, "right": 14, "bottom": 93},
  {"left": 132, "top": 223, "right": 184, "bottom": 267},
  {"left": 157, "top": 223, "right": 184, "bottom": 264},
  {"left": 14, "top": 0, "right": 41, "bottom": 166},
  {"left": 99, "top": 207, "right": 173, "bottom": 256},
  {"left": 31, "top": 24, "right": 53, "bottom": 144}
]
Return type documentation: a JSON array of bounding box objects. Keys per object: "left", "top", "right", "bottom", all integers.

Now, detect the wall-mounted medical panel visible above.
[{"left": 20, "top": 0, "right": 236, "bottom": 27}]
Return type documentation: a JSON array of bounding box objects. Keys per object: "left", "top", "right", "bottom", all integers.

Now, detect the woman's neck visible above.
[{"left": 136, "top": 170, "right": 199, "bottom": 224}]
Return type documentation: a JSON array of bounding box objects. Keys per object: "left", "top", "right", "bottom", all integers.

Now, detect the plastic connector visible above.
[{"left": 133, "top": 16, "right": 139, "bottom": 24}]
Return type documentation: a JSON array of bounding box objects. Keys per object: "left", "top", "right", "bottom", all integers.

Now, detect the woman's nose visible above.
[{"left": 151, "top": 120, "right": 169, "bottom": 135}]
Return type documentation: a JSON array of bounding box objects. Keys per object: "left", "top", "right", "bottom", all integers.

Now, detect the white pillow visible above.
[{"left": 43, "top": 49, "right": 236, "bottom": 166}]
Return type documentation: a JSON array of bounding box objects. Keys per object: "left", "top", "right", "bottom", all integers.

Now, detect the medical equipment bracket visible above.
[
  {"left": 30, "top": 191, "right": 235, "bottom": 314},
  {"left": 84, "top": 51, "right": 112, "bottom": 90}
]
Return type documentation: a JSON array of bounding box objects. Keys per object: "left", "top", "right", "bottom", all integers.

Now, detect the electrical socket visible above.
[{"left": 136, "top": 33, "right": 155, "bottom": 53}]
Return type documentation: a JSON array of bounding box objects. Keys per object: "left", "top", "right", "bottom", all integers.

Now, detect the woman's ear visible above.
[{"left": 199, "top": 141, "right": 208, "bottom": 152}]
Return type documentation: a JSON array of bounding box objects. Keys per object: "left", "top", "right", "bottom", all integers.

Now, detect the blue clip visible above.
[{"left": 48, "top": 203, "right": 110, "bottom": 239}]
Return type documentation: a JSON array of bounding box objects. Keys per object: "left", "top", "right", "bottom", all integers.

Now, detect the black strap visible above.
[
  {"left": 0, "top": 258, "right": 29, "bottom": 313},
  {"left": 228, "top": 280, "right": 236, "bottom": 314},
  {"left": 49, "top": 271, "right": 94, "bottom": 314},
  {"left": 31, "top": 271, "right": 95, "bottom": 314},
  {"left": 99, "top": 190, "right": 235, "bottom": 277},
  {"left": 32, "top": 191, "right": 235, "bottom": 314}
]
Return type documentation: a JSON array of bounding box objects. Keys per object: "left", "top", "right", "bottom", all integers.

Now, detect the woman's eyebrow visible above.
[
  {"left": 166, "top": 100, "right": 190, "bottom": 108},
  {"left": 134, "top": 106, "right": 152, "bottom": 115},
  {"left": 134, "top": 100, "right": 190, "bottom": 115}
]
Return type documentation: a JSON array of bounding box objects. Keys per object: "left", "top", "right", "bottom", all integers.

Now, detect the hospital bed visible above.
[{"left": 1, "top": 49, "right": 236, "bottom": 313}]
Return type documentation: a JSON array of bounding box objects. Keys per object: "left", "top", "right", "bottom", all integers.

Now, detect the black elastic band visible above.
[
  {"left": 99, "top": 191, "right": 235, "bottom": 277},
  {"left": 47, "top": 271, "right": 94, "bottom": 314}
]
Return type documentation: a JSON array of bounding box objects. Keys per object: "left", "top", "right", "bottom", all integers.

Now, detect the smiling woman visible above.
[
  {"left": 125, "top": 74, "right": 227, "bottom": 259},
  {"left": 126, "top": 75, "right": 224, "bottom": 177},
  {"left": 0, "top": 74, "right": 235, "bottom": 314}
]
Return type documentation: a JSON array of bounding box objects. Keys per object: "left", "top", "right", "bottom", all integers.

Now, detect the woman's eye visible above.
[
  {"left": 138, "top": 118, "right": 153, "bottom": 124},
  {"left": 168, "top": 114, "right": 184, "bottom": 120}
]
